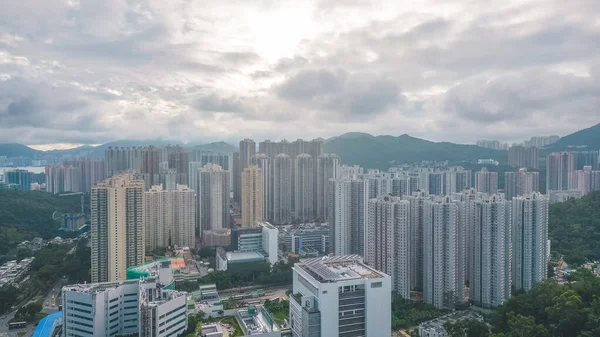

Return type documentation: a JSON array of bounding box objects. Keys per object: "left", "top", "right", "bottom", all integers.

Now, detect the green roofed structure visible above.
[{"left": 125, "top": 258, "right": 184, "bottom": 289}]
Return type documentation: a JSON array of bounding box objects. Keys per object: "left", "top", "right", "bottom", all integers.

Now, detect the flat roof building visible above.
[{"left": 289, "top": 255, "right": 391, "bottom": 337}]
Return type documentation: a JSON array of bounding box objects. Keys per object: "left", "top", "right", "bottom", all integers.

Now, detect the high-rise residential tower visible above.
[
  {"left": 508, "top": 146, "right": 539, "bottom": 169},
  {"left": 366, "top": 195, "right": 411, "bottom": 299},
  {"left": 511, "top": 193, "right": 548, "bottom": 291},
  {"left": 234, "top": 139, "right": 256, "bottom": 204},
  {"left": 194, "top": 164, "right": 230, "bottom": 232},
  {"left": 272, "top": 154, "right": 293, "bottom": 225},
  {"left": 144, "top": 184, "right": 196, "bottom": 251},
  {"left": 546, "top": 152, "right": 575, "bottom": 191},
  {"left": 316, "top": 154, "right": 339, "bottom": 221},
  {"left": 104, "top": 146, "right": 144, "bottom": 177},
  {"left": 469, "top": 195, "right": 511, "bottom": 308},
  {"left": 405, "top": 191, "right": 430, "bottom": 291},
  {"left": 91, "top": 173, "right": 145, "bottom": 283},
  {"left": 329, "top": 178, "right": 368, "bottom": 256},
  {"left": 294, "top": 154, "right": 315, "bottom": 222},
  {"left": 504, "top": 169, "right": 539, "bottom": 200},
  {"left": 423, "top": 197, "right": 461, "bottom": 309},
  {"left": 475, "top": 167, "right": 498, "bottom": 194},
  {"left": 167, "top": 146, "right": 189, "bottom": 186},
  {"left": 252, "top": 154, "right": 272, "bottom": 222},
  {"left": 241, "top": 165, "right": 263, "bottom": 227}
]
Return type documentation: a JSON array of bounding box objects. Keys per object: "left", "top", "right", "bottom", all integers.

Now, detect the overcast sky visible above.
[{"left": 1, "top": 0, "right": 599, "bottom": 149}]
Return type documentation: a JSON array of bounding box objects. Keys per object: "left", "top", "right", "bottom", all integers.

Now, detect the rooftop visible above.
[
  {"left": 298, "top": 255, "right": 383, "bottom": 282},
  {"left": 63, "top": 279, "right": 140, "bottom": 294},
  {"left": 238, "top": 305, "right": 280, "bottom": 335},
  {"left": 226, "top": 251, "right": 264, "bottom": 263}
]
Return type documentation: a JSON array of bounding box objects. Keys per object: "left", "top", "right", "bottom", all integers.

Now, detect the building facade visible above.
[
  {"left": 511, "top": 193, "right": 548, "bottom": 291},
  {"left": 294, "top": 154, "right": 315, "bottom": 223},
  {"left": 289, "top": 255, "right": 391, "bottom": 337},
  {"left": 475, "top": 168, "right": 498, "bottom": 195},
  {"left": 91, "top": 173, "right": 145, "bottom": 283},
  {"left": 504, "top": 169, "right": 539, "bottom": 200},
  {"left": 62, "top": 265, "right": 187, "bottom": 337},
  {"left": 546, "top": 152, "right": 575, "bottom": 191},
  {"left": 329, "top": 178, "right": 368, "bottom": 256},
  {"left": 241, "top": 165, "right": 264, "bottom": 227},
  {"left": 273, "top": 154, "right": 293, "bottom": 225},
  {"left": 194, "top": 164, "right": 230, "bottom": 233},
  {"left": 366, "top": 195, "right": 411, "bottom": 299}
]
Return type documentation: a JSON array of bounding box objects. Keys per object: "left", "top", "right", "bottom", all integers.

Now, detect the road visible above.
[
  {"left": 219, "top": 285, "right": 290, "bottom": 303},
  {"left": 42, "top": 280, "right": 64, "bottom": 314}
]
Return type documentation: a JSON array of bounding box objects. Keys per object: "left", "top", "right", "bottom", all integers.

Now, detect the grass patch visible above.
[
  {"left": 272, "top": 311, "right": 287, "bottom": 326},
  {"left": 219, "top": 316, "right": 244, "bottom": 337}
]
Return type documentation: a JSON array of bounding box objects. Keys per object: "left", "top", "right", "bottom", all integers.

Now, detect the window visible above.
[{"left": 371, "top": 282, "right": 382, "bottom": 288}]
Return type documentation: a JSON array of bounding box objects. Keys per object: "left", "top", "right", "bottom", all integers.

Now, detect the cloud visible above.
[
  {"left": 0, "top": 0, "right": 599, "bottom": 146},
  {"left": 277, "top": 68, "right": 404, "bottom": 117},
  {"left": 194, "top": 94, "right": 246, "bottom": 113}
]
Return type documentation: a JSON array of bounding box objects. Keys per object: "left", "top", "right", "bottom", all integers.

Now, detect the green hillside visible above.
[
  {"left": 0, "top": 190, "right": 87, "bottom": 257},
  {"left": 547, "top": 122, "right": 600, "bottom": 151},
  {"left": 324, "top": 134, "right": 507, "bottom": 169},
  {"left": 549, "top": 191, "right": 600, "bottom": 265}
]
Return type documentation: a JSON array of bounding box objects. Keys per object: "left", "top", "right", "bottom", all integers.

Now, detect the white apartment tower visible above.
[
  {"left": 294, "top": 154, "right": 315, "bottom": 222},
  {"left": 366, "top": 195, "right": 411, "bottom": 299},
  {"left": 504, "top": 169, "right": 539, "bottom": 200},
  {"left": 195, "top": 164, "right": 230, "bottom": 232},
  {"left": 405, "top": 191, "right": 430, "bottom": 291},
  {"left": 329, "top": 178, "right": 368, "bottom": 256},
  {"left": 475, "top": 168, "right": 499, "bottom": 194},
  {"left": 423, "top": 197, "right": 461, "bottom": 309},
  {"left": 316, "top": 154, "right": 339, "bottom": 221},
  {"left": 273, "top": 154, "right": 293, "bottom": 225},
  {"left": 470, "top": 195, "right": 511, "bottom": 308},
  {"left": 511, "top": 193, "right": 549, "bottom": 291},
  {"left": 91, "top": 173, "right": 145, "bottom": 283},
  {"left": 289, "top": 255, "right": 391, "bottom": 337},
  {"left": 241, "top": 165, "right": 264, "bottom": 227}
]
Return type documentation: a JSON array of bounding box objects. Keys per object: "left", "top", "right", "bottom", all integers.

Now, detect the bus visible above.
[{"left": 9, "top": 321, "right": 27, "bottom": 330}]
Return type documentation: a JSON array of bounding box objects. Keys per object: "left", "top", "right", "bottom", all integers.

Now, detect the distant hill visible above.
[
  {"left": 324, "top": 134, "right": 507, "bottom": 169},
  {"left": 547, "top": 122, "right": 600, "bottom": 151},
  {"left": 0, "top": 140, "right": 238, "bottom": 159},
  {"left": 0, "top": 143, "right": 42, "bottom": 158}
]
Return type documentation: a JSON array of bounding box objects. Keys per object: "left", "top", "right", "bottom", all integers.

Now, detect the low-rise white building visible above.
[
  {"left": 289, "top": 255, "right": 391, "bottom": 337},
  {"left": 62, "top": 266, "right": 188, "bottom": 337}
]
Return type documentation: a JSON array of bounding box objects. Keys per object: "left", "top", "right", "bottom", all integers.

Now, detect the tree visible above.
[
  {"left": 506, "top": 314, "right": 548, "bottom": 337},
  {"left": 546, "top": 289, "right": 585, "bottom": 337},
  {"left": 0, "top": 285, "right": 19, "bottom": 314},
  {"left": 444, "top": 318, "right": 490, "bottom": 337}
]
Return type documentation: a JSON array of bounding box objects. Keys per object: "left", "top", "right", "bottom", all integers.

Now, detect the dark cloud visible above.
[
  {"left": 443, "top": 69, "right": 600, "bottom": 125},
  {"left": 277, "top": 69, "right": 404, "bottom": 117}
]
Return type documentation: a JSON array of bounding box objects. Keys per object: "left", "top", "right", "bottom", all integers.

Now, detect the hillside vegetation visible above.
[
  {"left": 0, "top": 190, "right": 86, "bottom": 258},
  {"left": 548, "top": 191, "right": 600, "bottom": 265},
  {"left": 324, "top": 134, "right": 507, "bottom": 169}
]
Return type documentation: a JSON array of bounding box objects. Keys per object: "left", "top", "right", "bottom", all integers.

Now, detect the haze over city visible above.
[
  {"left": 1, "top": 0, "right": 600, "bottom": 149},
  {"left": 2, "top": 1, "right": 600, "bottom": 337}
]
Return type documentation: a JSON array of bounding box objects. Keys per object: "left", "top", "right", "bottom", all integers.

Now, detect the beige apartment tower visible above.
[
  {"left": 91, "top": 173, "right": 145, "bottom": 283},
  {"left": 145, "top": 184, "right": 196, "bottom": 252},
  {"left": 241, "top": 165, "right": 264, "bottom": 227}
]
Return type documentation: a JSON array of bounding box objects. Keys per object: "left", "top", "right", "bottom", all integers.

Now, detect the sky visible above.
[{"left": 1, "top": 0, "right": 599, "bottom": 150}]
